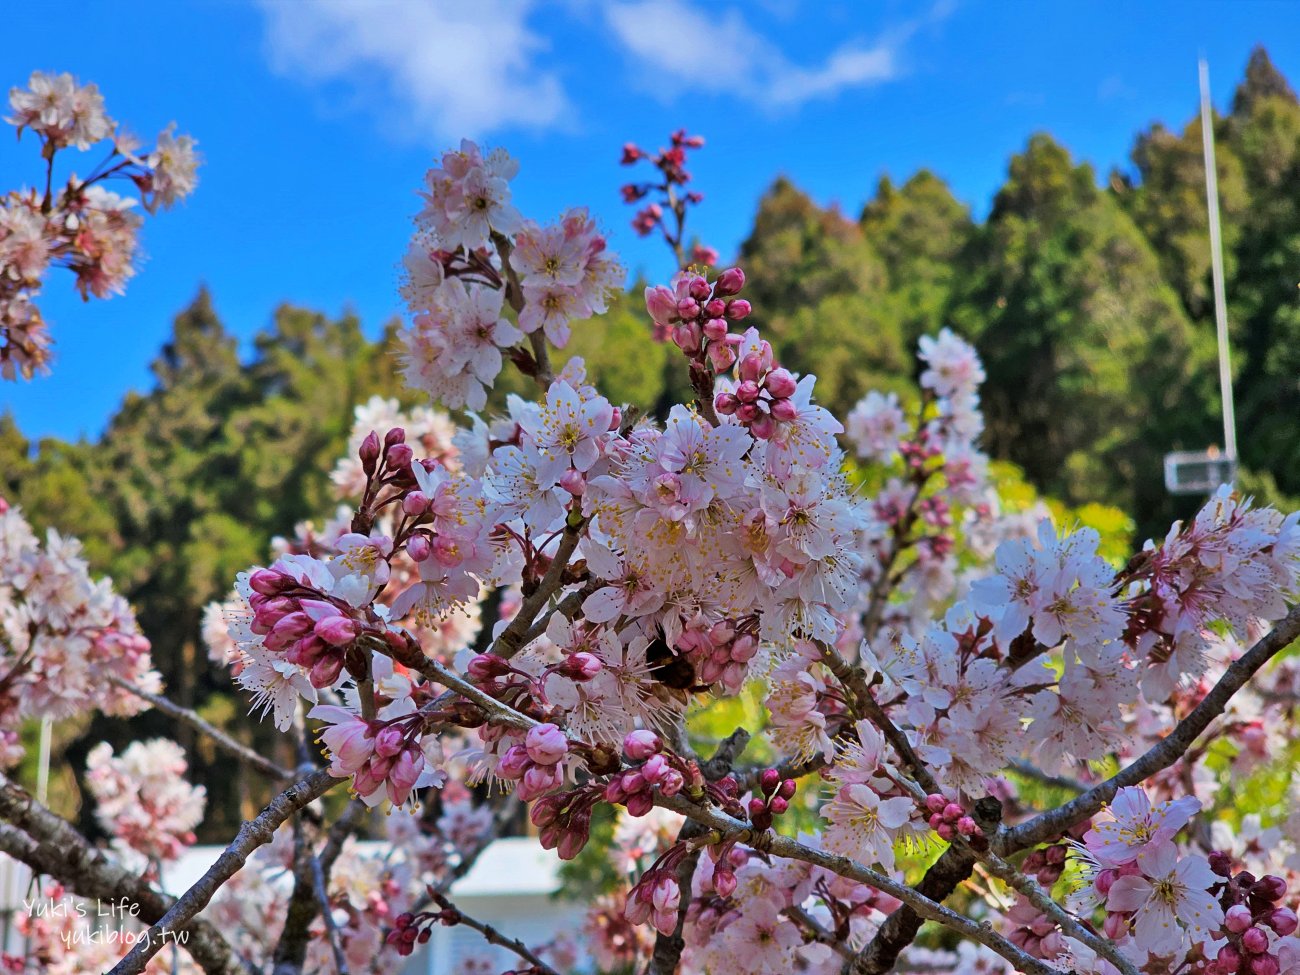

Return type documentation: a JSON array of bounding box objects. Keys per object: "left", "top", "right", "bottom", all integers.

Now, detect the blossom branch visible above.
[
  {"left": 109, "top": 768, "right": 341, "bottom": 975},
  {"left": 653, "top": 793, "right": 1058, "bottom": 975}
]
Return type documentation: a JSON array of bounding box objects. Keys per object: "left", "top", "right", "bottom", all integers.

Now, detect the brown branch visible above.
[
  {"left": 439, "top": 894, "right": 560, "bottom": 975},
  {"left": 1004, "top": 603, "right": 1300, "bottom": 853},
  {"left": 0, "top": 778, "right": 250, "bottom": 975},
  {"left": 653, "top": 793, "right": 1055, "bottom": 975},
  {"left": 109, "top": 768, "right": 341, "bottom": 975}
]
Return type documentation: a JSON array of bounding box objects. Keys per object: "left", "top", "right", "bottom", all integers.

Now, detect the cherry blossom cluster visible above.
[
  {"left": 0, "top": 498, "right": 157, "bottom": 742},
  {"left": 84, "top": 738, "right": 206, "bottom": 864},
  {"left": 1, "top": 71, "right": 197, "bottom": 379},
  {"left": 399, "top": 140, "right": 621, "bottom": 409},
  {"left": 620, "top": 129, "right": 718, "bottom": 266}
]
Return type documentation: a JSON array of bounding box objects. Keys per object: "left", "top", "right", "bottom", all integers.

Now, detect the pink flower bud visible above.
[
  {"left": 925, "top": 794, "right": 948, "bottom": 814},
  {"left": 1227, "top": 905, "right": 1255, "bottom": 934},
  {"left": 359, "top": 431, "right": 381, "bottom": 472},
  {"left": 559, "top": 468, "right": 586, "bottom": 496},
  {"left": 956, "top": 816, "right": 978, "bottom": 836},
  {"left": 676, "top": 297, "right": 700, "bottom": 319},
  {"left": 769, "top": 397, "right": 797, "bottom": 422},
  {"left": 557, "top": 826, "right": 589, "bottom": 860},
  {"left": 929, "top": 813, "right": 945, "bottom": 831},
  {"left": 386, "top": 747, "right": 425, "bottom": 805},
  {"left": 713, "top": 868, "right": 737, "bottom": 898},
  {"left": 468, "top": 653, "right": 510, "bottom": 680},
  {"left": 778, "top": 779, "right": 796, "bottom": 800},
  {"left": 315, "top": 615, "right": 359, "bottom": 646},
  {"left": 714, "top": 392, "right": 740, "bottom": 415},
  {"left": 403, "top": 491, "right": 430, "bottom": 515},
  {"left": 702, "top": 318, "right": 729, "bottom": 342},
  {"left": 497, "top": 744, "right": 531, "bottom": 780},
  {"left": 625, "top": 791, "right": 654, "bottom": 817},
  {"left": 640, "top": 754, "right": 668, "bottom": 783},
  {"left": 645, "top": 285, "right": 678, "bottom": 325},
  {"left": 520, "top": 763, "right": 562, "bottom": 800},
  {"left": 1242, "top": 927, "right": 1270, "bottom": 955},
  {"left": 308, "top": 654, "right": 345, "bottom": 688},
  {"left": 943, "top": 803, "right": 964, "bottom": 822},
  {"left": 384, "top": 427, "right": 407, "bottom": 447},
  {"left": 609, "top": 407, "right": 622, "bottom": 430},
  {"left": 525, "top": 723, "right": 568, "bottom": 766},
  {"left": 1252, "top": 956, "right": 1280, "bottom": 975},
  {"left": 759, "top": 768, "right": 781, "bottom": 794},
  {"left": 704, "top": 298, "right": 726, "bottom": 317},
  {"left": 386, "top": 443, "right": 413, "bottom": 469},
  {"left": 749, "top": 413, "right": 776, "bottom": 440},
  {"left": 623, "top": 730, "right": 662, "bottom": 761},
  {"left": 406, "top": 535, "right": 431, "bottom": 562},
  {"left": 1217, "top": 944, "right": 1244, "bottom": 972},
  {"left": 530, "top": 794, "right": 565, "bottom": 828},
  {"left": 725, "top": 298, "right": 751, "bottom": 320},
  {"left": 715, "top": 267, "right": 745, "bottom": 296},
  {"left": 748, "top": 797, "right": 767, "bottom": 818},
  {"left": 373, "top": 724, "right": 405, "bottom": 758},
  {"left": 1095, "top": 869, "right": 1116, "bottom": 896},
  {"left": 688, "top": 275, "right": 711, "bottom": 301},
  {"left": 1044, "top": 844, "right": 1067, "bottom": 865},
  {"left": 936, "top": 822, "right": 956, "bottom": 841},
  {"left": 563, "top": 651, "right": 602, "bottom": 680},
  {"left": 249, "top": 568, "right": 291, "bottom": 596},
  {"left": 736, "top": 380, "right": 761, "bottom": 403},
  {"left": 1255, "top": 876, "right": 1288, "bottom": 903},
  {"left": 659, "top": 770, "right": 684, "bottom": 796},
  {"left": 738, "top": 352, "right": 765, "bottom": 382},
  {"left": 672, "top": 322, "right": 701, "bottom": 353},
  {"left": 768, "top": 796, "right": 789, "bottom": 816},
  {"left": 1268, "top": 908, "right": 1299, "bottom": 937},
  {"left": 764, "top": 368, "right": 797, "bottom": 399}
]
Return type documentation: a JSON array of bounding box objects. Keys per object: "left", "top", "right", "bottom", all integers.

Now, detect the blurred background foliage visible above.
[{"left": 2, "top": 48, "right": 1298, "bottom": 840}]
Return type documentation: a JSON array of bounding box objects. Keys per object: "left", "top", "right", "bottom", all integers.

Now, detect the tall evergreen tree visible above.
[{"left": 954, "top": 134, "right": 1217, "bottom": 533}]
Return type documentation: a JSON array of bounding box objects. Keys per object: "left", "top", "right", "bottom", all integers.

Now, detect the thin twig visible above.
[
  {"left": 109, "top": 769, "right": 342, "bottom": 975},
  {"left": 109, "top": 676, "right": 292, "bottom": 780}
]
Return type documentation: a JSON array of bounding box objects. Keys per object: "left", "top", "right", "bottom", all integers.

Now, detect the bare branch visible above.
[
  {"left": 109, "top": 768, "right": 342, "bottom": 975},
  {"left": 0, "top": 778, "right": 250, "bottom": 975},
  {"left": 109, "top": 675, "right": 293, "bottom": 780},
  {"left": 437, "top": 894, "right": 560, "bottom": 975}
]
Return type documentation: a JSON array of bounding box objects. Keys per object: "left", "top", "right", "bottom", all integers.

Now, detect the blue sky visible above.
[{"left": 3, "top": 0, "right": 1296, "bottom": 443}]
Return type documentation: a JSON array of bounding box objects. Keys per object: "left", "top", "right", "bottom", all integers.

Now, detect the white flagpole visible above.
[{"left": 1199, "top": 57, "right": 1238, "bottom": 470}]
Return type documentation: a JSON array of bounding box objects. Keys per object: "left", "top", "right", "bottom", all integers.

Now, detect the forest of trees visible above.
[{"left": 3, "top": 47, "right": 1298, "bottom": 840}]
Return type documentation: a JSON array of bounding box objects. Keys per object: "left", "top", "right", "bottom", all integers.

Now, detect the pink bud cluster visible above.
[
  {"left": 747, "top": 768, "right": 796, "bottom": 832},
  {"left": 1209, "top": 859, "right": 1297, "bottom": 975},
  {"left": 1020, "top": 840, "right": 1070, "bottom": 887},
  {"left": 620, "top": 130, "right": 715, "bottom": 265},
  {"left": 528, "top": 791, "right": 594, "bottom": 865},
  {"left": 924, "top": 793, "right": 981, "bottom": 843},
  {"left": 626, "top": 855, "right": 685, "bottom": 936},
  {"left": 497, "top": 722, "right": 569, "bottom": 801},
  {"left": 313, "top": 707, "right": 430, "bottom": 807},
  {"left": 605, "top": 731, "right": 689, "bottom": 816},
  {"left": 714, "top": 337, "right": 803, "bottom": 441},
  {"left": 247, "top": 566, "right": 365, "bottom": 688},
  {"left": 675, "top": 617, "right": 758, "bottom": 694},
  {"left": 645, "top": 267, "right": 750, "bottom": 361}
]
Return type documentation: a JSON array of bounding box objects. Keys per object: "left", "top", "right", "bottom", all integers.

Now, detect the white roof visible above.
[{"left": 157, "top": 836, "right": 560, "bottom": 901}]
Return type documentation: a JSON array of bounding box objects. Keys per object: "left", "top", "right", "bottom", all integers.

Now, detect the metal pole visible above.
[{"left": 1199, "top": 58, "right": 1238, "bottom": 468}]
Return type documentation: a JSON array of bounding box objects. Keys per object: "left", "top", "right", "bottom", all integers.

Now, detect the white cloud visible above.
[
  {"left": 602, "top": 0, "right": 912, "bottom": 110},
  {"left": 255, "top": 0, "right": 571, "bottom": 143}
]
